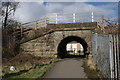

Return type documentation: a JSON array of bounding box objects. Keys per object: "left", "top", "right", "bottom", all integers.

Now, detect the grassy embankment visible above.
[{"left": 2, "top": 55, "right": 61, "bottom": 80}]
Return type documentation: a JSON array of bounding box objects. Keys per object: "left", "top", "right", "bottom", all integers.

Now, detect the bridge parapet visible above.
[
  {"left": 47, "top": 22, "right": 97, "bottom": 28},
  {"left": 14, "top": 18, "right": 97, "bottom": 44}
]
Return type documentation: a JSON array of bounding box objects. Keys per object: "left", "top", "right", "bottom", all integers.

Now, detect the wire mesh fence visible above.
[{"left": 92, "top": 33, "right": 119, "bottom": 79}]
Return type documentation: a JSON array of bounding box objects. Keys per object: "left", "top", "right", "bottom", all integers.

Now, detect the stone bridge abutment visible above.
[{"left": 20, "top": 29, "right": 92, "bottom": 58}]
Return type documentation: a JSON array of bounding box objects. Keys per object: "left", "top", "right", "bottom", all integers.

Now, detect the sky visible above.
[{"left": 13, "top": 1, "right": 119, "bottom": 23}]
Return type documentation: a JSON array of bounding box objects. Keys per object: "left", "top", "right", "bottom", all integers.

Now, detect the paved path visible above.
[{"left": 44, "top": 58, "right": 87, "bottom": 78}]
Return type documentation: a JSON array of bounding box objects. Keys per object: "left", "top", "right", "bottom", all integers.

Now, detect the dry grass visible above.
[{"left": 82, "top": 57, "right": 104, "bottom": 79}]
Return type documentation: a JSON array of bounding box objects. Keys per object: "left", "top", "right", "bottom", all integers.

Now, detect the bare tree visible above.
[
  {"left": 2, "top": 2, "right": 19, "bottom": 29},
  {"left": 2, "top": 1, "right": 20, "bottom": 58}
]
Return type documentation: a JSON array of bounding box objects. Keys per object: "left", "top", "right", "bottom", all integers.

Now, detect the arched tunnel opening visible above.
[{"left": 57, "top": 36, "right": 88, "bottom": 58}]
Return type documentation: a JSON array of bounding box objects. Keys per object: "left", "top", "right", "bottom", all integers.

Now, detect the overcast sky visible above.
[{"left": 13, "top": 2, "right": 118, "bottom": 23}]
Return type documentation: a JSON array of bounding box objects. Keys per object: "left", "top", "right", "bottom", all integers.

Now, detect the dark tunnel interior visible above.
[{"left": 57, "top": 36, "right": 88, "bottom": 58}]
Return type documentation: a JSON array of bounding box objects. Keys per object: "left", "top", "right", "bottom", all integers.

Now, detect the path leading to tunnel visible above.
[{"left": 44, "top": 58, "right": 88, "bottom": 78}]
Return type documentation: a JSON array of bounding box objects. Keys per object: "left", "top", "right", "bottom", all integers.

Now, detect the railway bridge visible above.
[
  {"left": 14, "top": 17, "right": 120, "bottom": 78},
  {"left": 15, "top": 18, "right": 97, "bottom": 58}
]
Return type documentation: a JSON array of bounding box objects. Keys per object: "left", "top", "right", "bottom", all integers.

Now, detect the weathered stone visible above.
[{"left": 20, "top": 29, "right": 93, "bottom": 57}]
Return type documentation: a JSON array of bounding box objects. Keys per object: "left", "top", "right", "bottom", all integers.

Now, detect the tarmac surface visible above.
[{"left": 44, "top": 58, "right": 87, "bottom": 78}]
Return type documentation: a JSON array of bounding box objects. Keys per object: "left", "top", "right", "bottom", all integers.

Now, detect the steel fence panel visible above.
[{"left": 92, "top": 33, "right": 119, "bottom": 79}]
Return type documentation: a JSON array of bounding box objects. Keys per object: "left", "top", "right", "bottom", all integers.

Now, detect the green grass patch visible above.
[
  {"left": 6, "top": 63, "right": 53, "bottom": 80},
  {"left": 2, "top": 58, "right": 61, "bottom": 80}
]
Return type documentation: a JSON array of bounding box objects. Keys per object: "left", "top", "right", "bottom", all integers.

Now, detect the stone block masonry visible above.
[{"left": 20, "top": 30, "right": 92, "bottom": 57}]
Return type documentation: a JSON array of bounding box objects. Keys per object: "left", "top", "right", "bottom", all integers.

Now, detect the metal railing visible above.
[
  {"left": 14, "top": 12, "right": 98, "bottom": 40},
  {"left": 47, "top": 12, "right": 95, "bottom": 24},
  {"left": 14, "top": 12, "right": 117, "bottom": 41}
]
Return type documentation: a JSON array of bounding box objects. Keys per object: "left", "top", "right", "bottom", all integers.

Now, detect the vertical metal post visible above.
[
  {"left": 73, "top": 13, "right": 76, "bottom": 23},
  {"left": 116, "top": 34, "right": 120, "bottom": 79},
  {"left": 114, "top": 35, "right": 117, "bottom": 79},
  {"left": 56, "top": 13, "right": 58, "bottom": 24},
  {"left": 109, "top": 34, "right": 114, "bottom": 78},
  {"left": 95, "top": 33, "right": 98, "bottom": 61},
  {"left": 91, "top": 12, "right": 94, "bottom": 22}
]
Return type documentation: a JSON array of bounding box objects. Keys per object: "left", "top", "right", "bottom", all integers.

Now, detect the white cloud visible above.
[
  {"left": 14, "top": 2, "right": 47, "bottom": 22},
  {"left": 14, "top": 2, "right": 118, "bottom": 23},
  {"left": 2, "top": 0, "right": 119, "bottom": 2}
]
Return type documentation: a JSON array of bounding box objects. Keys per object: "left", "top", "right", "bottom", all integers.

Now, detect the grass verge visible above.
[
  {"left": 2, "top": 58, "right": 61, "bottom": 80},
  {"left": 82, "top": 58, "right": 104, "bottom": 79}
]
